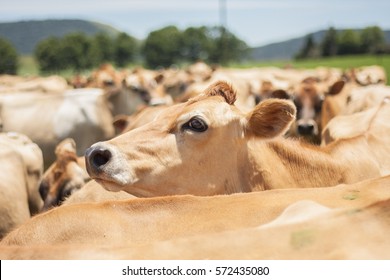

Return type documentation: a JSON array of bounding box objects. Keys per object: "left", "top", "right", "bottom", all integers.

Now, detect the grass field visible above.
[{"left": 19, "top": 54, "right": 390, "bottom": 85}]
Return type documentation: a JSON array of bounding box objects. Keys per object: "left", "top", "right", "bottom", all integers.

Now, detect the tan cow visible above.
[
  {"left": 0, "top": 132, "right": 43, "bottom": 239},
  {"left": 0, "top": 75, "right": 69, "bottom": 94},
  {"left": 123, "top": 67, "right": 173, "bottom": 108},
  {"left": 39, "top": 138, "right": 90, "bottom": 211},
  {"left": 0, "top": 88, "right": 115, "bottom": 169},
  {"left": 322, "top": 99, "right": 390, "bottom": 176},
  {"left": 286, "top": 78, "right": 346, "bottom": 144},
  {"left": 39, "top": 138, "right": 133, "bottom": 211},
  {"left": 2, "top": 198, "right": 389, "bottom": 259},
  {"left": 343, "top": 65, "right": 387, "bottom": 86},
  {"left": 1, "top": 175, "right": 390, "bottom": 248},
  {"left": 85, "top": 81, "right": 385, "bottom": 197}
]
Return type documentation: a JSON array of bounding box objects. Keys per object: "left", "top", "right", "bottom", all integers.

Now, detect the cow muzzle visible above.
[
  {"left": 85, "top": 145, "right": 113, "bottom": 176},
  {"left": 84, "top": 143, "right": 133, "bottom": 190}
]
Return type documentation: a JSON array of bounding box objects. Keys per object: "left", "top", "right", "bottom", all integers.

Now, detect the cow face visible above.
[
  {"left": 287, "top": 78, "right": 326, "bottom": 144},
  {"left": 85, "top": 81, "right": 295, "bottom": 197},
  {"left": 39, "top": 139, "right": 88, "bottom": 211},
  {"left": 124, "top": 68, "right": 173, "bottom": 107}
]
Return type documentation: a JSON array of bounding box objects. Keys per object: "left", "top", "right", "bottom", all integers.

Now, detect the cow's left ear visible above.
[{"left": 246, "top": 99, "right": 296, "bottom": 138}]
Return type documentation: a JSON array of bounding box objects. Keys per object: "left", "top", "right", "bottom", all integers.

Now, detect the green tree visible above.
[
  {"left": 88, "top": 33, "right": 115, "bottom": 67},
  {"left": 60, "top": 33, "right": 92, "bottom": 70},
  {"left": 34, "top": 36, "right": 63, "bottom": 72},
  {"left": 142, "top": 26, "right": 183, "bottom": 68},
  {"left": 360, "top": 26, "right": 385, "bottom": 54},
  {"left": 181, "top": 26, "right": 212, "bottom": 62},
  {"left": 114, "top": 32, "right": 138, "bottom": 67},
  {"left": 321, "top": 27, "right": 338, "bottom": 57},
  {"left": 337, "top": 29, "right": 361, "bottom": 55},
  {"left": 0, "top": 37, "right": 18, "bottom": 74},
  {"left": 295, "top": 34, "right": 318, "bottom": 59},
  {"left": 207, "top": 26, "right": 248, "bottom": 65}
]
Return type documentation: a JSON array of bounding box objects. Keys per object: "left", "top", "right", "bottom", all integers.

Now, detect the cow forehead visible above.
[{"left": 177, "top": 97, "right": 240, "bottom": 125}]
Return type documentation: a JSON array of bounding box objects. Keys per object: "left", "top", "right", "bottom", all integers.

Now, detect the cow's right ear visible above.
[{"left": 246, "top": 99, "right": 296, "bottom": 138}]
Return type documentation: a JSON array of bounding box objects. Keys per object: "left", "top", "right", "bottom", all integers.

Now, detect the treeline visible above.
[
  {"left": 0, "top": 25, "right": 247, "bottom": 74},
  {"left": 296, "top": 26, "right": 389, "bottom": 59}
]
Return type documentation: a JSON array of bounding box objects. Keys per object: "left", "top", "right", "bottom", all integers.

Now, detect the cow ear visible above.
[
  {"left": 271, "top": 89, "right": 291, "bottom": 100},
  {"left": 204, "top": 81, "right": 237, "bottom": 105},
  {"left": 55, "top": 138, "right": 77, "bottom": 158},
  {"left": 154, "top": 73, "right": 164, "bottom": 84},
  {"left": 327, "top": 80, "right": 345, "bottom": 96},
  {"left": 246, "top": 99, "right": 296, "bottom": 138},
  {"left": 113, "top": 114, "right": 130, "bottom": 135}
]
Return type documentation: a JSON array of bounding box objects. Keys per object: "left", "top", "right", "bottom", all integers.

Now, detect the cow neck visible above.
[{"left": 245, "top": 136, "right": 380, "bottom": 191}]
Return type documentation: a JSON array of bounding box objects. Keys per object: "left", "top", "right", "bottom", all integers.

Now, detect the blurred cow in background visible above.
[{"left": 0, "top": 132, "right": 43, "bottom": 239}]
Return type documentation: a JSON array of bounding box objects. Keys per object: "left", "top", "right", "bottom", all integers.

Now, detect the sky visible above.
[{"left": 1, "top": 0, "right": 390, "bottom": 47}]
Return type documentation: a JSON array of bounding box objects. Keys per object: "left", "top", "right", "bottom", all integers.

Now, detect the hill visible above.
[
  {"left": 250, "top": 29, "right": 390, "bottom": 61},
  {"left": 0, "top": 19, "right": 120, "bottom": 54}
]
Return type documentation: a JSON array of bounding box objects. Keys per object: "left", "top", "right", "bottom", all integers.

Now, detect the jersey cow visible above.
[
  {"left": 85, "top": 81, "right": 385, "bottom": 197},
  {"left": 0, "top": 132, "right": 43, "bottom": 239},
  {"left": 1, "top": 175, "right": 390, "bottom": 249}
]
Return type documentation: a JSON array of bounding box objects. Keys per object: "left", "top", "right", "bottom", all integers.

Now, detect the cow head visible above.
[
  {"left": 39, "top": 138, "right": 89, "bottom": 211},
  {"left": 287, "top": 78, "right": 344, "bottom": 144},
  {"left": 85, "top": 81, "right": 296, "bottom": 197},
  {"left": 123, "top": 68, "right": 173, "bottom": 107}
]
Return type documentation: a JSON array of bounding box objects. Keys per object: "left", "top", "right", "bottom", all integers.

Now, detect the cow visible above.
[
  {"left": 0, "top": 176, "right": 390, "bottom": 259},
  {"left": 0, "top": 88, "right": 115, "bottom": 169},
  {"left": 321, "top": 85, "right": 390, "bottom": 145},
  {"left": 39, "top": 138, "right": 133, "bottom": 210},
  {"left": 343, "top": 65, "right": 387, "bottom": 86},
  {"left": 122, "top": 67, "right": 173, "bottom": 109},
  {"left": 1, "top": 175, "right": 389, "bottom": 249},
  {"left": 321, "top": 98, "right": 390, "bottom": 177},
  {"left": 0, "top": 132, "right": 43, "bottom": 239},
  {"left": 84, "top": 81, "right": 385, "bottom": 197},
  {"left": 67, "top": 64, "right": 173, "bottom": 116},
  {"left": 2, "top": 198, "right": 389, "bottom": 259},
  {"left": 285, "top": 78, "right": 346, "bottom": 144},
  {"left": 0, "top": 75, "right": 69, "bottom": 94},
  {"left": 39, "top": 138, "right": 90, "bottom": 211}
]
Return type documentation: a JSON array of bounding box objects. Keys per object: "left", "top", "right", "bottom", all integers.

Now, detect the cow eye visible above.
[{"left": 183, "top": 117, "right": 208, "bottom": 132}]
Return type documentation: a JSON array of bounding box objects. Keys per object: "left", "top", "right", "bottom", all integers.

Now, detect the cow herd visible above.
[{"left": 0, "top": 61, "right": 390, "bottom": 259}]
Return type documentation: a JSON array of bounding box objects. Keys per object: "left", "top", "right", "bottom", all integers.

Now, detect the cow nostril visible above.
[
  {"left": 297, "top": 124, "right": 314, "bottom": 135},
  {"left": 87, "top": 147, "right": 112, "bottom": 170}
]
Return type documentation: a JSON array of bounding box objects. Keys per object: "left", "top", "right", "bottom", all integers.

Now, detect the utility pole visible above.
[
  {"left": 219, "top": 0, "right": 227, "bottom": 28},
  {"left": 219, "top": 0, "right": 228, "bottom": 64}
]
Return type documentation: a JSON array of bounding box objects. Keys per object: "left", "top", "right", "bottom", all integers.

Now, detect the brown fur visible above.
[{"left": 203, "top": 80, "right": 237, "bottom": 105}]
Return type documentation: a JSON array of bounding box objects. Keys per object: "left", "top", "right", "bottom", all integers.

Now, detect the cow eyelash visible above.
[{"left": 182, "top": 117, "right": 208, "bottom": 132}]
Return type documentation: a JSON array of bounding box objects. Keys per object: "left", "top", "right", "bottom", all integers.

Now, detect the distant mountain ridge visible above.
[
  {"left": 250, "top": 29, "right": 390, "bottom": 61},
  {"left": 0, "top": 19, "right": 120, "bottom": 54},
  {"left": 1, "top": 19, "right": 389, "bottom": 60}
]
